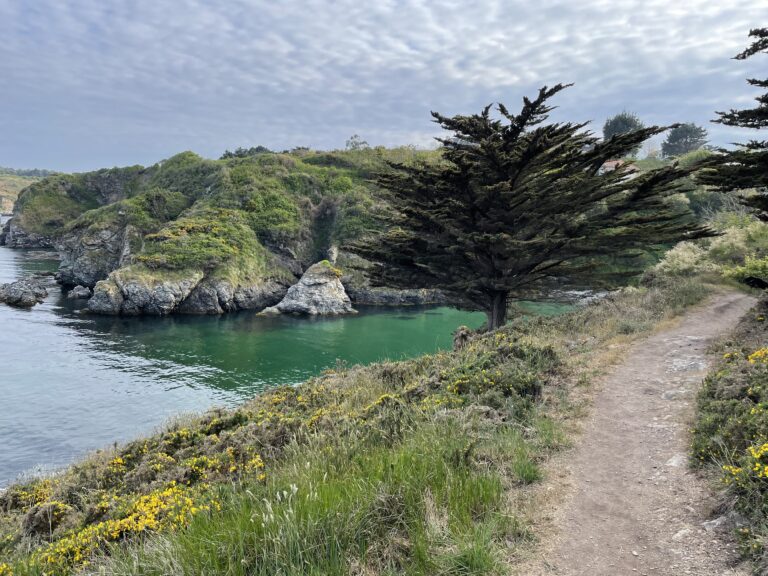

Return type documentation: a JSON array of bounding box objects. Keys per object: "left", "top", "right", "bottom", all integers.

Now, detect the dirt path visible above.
[{"left": 524, "top": 291, "right": 757, "bottom": 576}]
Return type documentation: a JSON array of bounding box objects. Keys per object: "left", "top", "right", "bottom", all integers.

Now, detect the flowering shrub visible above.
[
  {"left": 694, "top": 304, "right": 768, "bottom": 567},
  {"left": 32, "top": 483, "right": 211, "bottom": 573}
]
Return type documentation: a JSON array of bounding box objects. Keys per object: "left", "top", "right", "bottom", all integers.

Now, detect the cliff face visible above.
[{"left": 3, "top": 149, "right": 446, "bottom": 315}]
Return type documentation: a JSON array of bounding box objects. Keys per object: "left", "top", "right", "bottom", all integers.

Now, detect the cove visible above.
[
  {"left": 0, "top": 238, "right": 571, "bottom": 486},
  {"left": 0, "top": 241, "right": 490, "bottom": 485}
]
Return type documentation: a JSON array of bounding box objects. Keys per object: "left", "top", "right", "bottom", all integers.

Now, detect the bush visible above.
[
  {"left": 137, "top": 208, "right": 268, "bottom": 271},
  {"left": 693, "top": 302, "right": 768, "bottom": 568},
  {"left": 646, "top": 242, "right": 718, "bottom": 278}
]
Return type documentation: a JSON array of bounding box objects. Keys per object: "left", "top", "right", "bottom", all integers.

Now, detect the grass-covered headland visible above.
[{"left": 0, "top": 278, "right": 711, "bottom": 576}]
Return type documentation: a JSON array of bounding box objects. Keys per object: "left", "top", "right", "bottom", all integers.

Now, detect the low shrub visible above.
[{"left": 693, "top": 300, "right": 768, "bottom": 569}]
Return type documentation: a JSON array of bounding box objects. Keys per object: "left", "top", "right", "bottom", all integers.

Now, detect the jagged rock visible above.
[
  {"left": 87, "top": 279, "right": 125, "bottom": 314},
  {"left": 89, "top": 269, "right": 204, "bottom": 316},
  {"left": 0, "top": 218, "right": 52, "bottom": 248},
  {"left": 55, "top": 224, "right": 141, "bottom": 287},
  {"left": 178, "top": 278, "right": 287, "bottom": 314},
  {"left": 263, "top": 261, "right": 355, "bottom": 315},
  {"left": 67, "top": 285, "right": 92, "bottom": 299},
  {"left": 88, "top": 268, "right": 289, "bottom": 316},
  {"left": 0, "top": 278, "right": 48, "bottom": 308}
]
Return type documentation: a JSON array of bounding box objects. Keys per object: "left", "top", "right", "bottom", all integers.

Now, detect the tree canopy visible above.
[
  {"left": 699, "top": 28, "right": 768, "bottom": 219},
  {"left": 220, "top": 146, "right": 273, "bottom": 159},
  {"left": 661, "top": 123, "right": 708, "bottom": 157},
  {"left": 603, "top": 111, "right": 645, "bottom": 156},
  {"left": 352, "top": 85, "right": 713, "bottom": 329}
]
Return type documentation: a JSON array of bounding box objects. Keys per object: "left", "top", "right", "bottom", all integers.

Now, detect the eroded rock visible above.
[
  {"left": 0, "top": 278, "right": 48, "bottom": 308},
  {"left": 263, "top": 261, "right": 355, "bottom": 315},
  {"left": 67, "top": 285, "right": 92, "bottom": 299}
]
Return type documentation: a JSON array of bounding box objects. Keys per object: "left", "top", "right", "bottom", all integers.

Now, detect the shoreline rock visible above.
[
  {"left": 0, "top": 278, "right": 48, "bottom": 308},
  {"left": 67, "top": 285, "right": 92, "bottom": 300},
  {"left": 262, "top": 261, "right": 355, "bottom": 316},
  {"left": 0, "top": 218, "right": 52, "bottom": 249}
]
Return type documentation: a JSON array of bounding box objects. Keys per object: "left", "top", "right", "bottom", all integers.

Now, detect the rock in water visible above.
[
  {"left": 0, "top": 279, "right": 48, "bottom": 308},
  {"left": 263, "top": 261, "right": 355, "bottom": 316},
  {"left": 67, "top": 285, "right": 92, "bottom": 299}
]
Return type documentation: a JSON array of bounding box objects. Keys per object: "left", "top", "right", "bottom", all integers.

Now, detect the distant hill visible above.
[
  {"left": 0, "top": 174, "right": 39, "bottom": 213},
  {"left": 0, "top": 166, "right": 56, "bottom": 213}
]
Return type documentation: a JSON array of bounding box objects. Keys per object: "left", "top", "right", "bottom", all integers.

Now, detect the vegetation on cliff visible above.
[{"left": 4, "top": 147, "right": 439, "bottom": 314}]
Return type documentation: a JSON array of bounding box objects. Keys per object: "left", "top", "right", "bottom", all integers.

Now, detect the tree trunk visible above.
[{"left": 487, "top": 291, "right": 508, "bottom": 330}]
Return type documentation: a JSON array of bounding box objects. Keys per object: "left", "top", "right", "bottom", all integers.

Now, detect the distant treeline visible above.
[{"left": 0, "top": 166, "right": 57, "bottom": 177}]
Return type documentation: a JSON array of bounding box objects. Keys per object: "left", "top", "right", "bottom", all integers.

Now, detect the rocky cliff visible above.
[{"left": 3, "top": 149, "right": 448, "bottom": 316}]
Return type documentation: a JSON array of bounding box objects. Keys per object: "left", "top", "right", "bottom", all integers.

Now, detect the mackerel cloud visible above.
[{"left": 0, "top": 0, "right": 763, "bottom": 171}]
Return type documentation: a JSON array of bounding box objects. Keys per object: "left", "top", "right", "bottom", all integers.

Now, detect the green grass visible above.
[{"left": 0, "top": 277, "right": 713, "bottom": 576}]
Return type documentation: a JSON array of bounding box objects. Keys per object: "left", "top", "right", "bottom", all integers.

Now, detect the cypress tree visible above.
[
  {"left": 352, "top": 84, "right": 713, "bottom": 329},
  {"left": 699, "top": 28, "right": 768, "bottom": 219}
]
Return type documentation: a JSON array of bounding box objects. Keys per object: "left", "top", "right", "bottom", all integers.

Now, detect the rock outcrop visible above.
[
  {"left": 55, "top": 224, "right": 141, "bottom": 287},
  {"left": 0, "top": 218, "right": 52, "bottom": 248},
  {"left": 0, "top": 278, "right": 48, "bottom": 308},
  {"left": 89, "top": 268, "right": 205, "bottom": 316},
  {"left": 67, "top": 285, "right": 92, "bottom": 299},
  {"left": 178, "top": 278, "right": 286, "bottom": 315},
  {"left": 88, "top": 267, "right": 289, "bottom": 316},
  {"left": 263, "top": 261, "right": 355, "bottom": 315}
]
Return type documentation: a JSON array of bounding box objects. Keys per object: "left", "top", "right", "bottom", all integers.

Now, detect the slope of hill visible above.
[{"left": 0, "top": 174, "right": 38, "bottom": 214}]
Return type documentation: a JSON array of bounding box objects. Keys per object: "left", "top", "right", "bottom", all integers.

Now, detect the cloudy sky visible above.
[{"left": 0, "top": 0, "right": 764, "bottom": 172}]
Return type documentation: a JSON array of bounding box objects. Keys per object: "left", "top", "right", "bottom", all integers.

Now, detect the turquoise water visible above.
[
  {"left": 0, "top": 231, "right": 572, "bottom": 485},
  {"left": 0, "top": 242, "right": 491, "bottom": 485}
]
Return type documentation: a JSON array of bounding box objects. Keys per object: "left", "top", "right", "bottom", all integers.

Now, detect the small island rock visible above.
[
  {"left": 67, "top": 285, "right": 92, "bottom": 299},
  {"left": 0, "top": 278, "right": 48, "bottom": 308},
  {"left": 262, "top": 261, "right": 355, "bottom": 316}
]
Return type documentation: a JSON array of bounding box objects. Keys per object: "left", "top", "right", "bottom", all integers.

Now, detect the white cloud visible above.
[{"left": 0, "top": 0, "right": 762, "bottom": 170}]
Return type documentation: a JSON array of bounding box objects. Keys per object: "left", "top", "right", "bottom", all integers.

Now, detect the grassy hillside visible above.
[
  {"left": 0, "top": 277, "right": 711, "bottom": 575},
  {"left": 10, "top": 148, "right": 436, "bottom": 288},
  {"left": 0, "top": 174, "right": 39, "bottom": 214}
]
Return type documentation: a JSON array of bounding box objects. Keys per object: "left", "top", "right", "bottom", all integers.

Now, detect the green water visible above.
[{"left": 0, "top": 240, "right": 571, "bottom": 485}]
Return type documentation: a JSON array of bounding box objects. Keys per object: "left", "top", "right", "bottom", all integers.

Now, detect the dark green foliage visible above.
[
  {"left": 352, "top": 85, "right": 713, "bottom": 329},
  {"left": 345, "top": 134, "right": 369, "bottom": 150},
  {"left": 220, "top": 146, "right": 273, "bottom": 159},
  {"left": 699, "top": 28, "right": 768, "bottom": 219},
  {"left": 10, "top": 149, "right": 394, "bottom": 281},
  {"left": 603, "top": 111, "right": 645, "bottom": 156},
  {"left": 661, "top": 123, "right": 708, "bottom": 157},
  {"left": 14, "top": 167, "right": 145, "bottom": 236}
]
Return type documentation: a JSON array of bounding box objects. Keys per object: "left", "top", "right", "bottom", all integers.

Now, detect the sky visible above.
[{"left": 0, "top": 0, "right": 764, "bottom": 172}]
